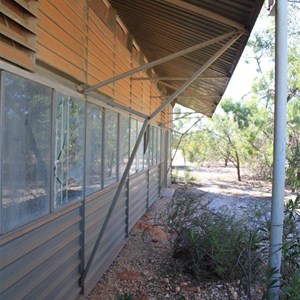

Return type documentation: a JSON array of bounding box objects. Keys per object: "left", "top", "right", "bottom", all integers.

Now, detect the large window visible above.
[
  {"left": 104, "top": 109, "right": 118, "bottom": 187},
  {"left": 1, "top": 72, "right": 52, "bottom": 232},
  {"left": 54, "top": 93, "right": 84, "bottom": 208},
  {"left": 86, "top": 103, "right": 103, "bottom": 195},
  {"left": 129, "top": 118, "right": 138, "bottom": 175},
  {"left": 0, "top": 71, "right": 167, "bottom": 233}
]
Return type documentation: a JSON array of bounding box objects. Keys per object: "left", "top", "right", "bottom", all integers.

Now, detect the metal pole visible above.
[
  {"left": 269, "top": 1, "right": 288, "bottom": 299},
  {"left": 81, "top": 32, "right": 237, "bottom": 93},
  {"left": 79, "top": 32, "right": 242, "bottom": 290},
  {"left": 131, "top": 76, "right": 228, "bottom": 81}
]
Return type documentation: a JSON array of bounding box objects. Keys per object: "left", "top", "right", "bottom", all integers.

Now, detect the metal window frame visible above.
[{"left": 0, "top": 71, "right": 3, "bottom": 234}]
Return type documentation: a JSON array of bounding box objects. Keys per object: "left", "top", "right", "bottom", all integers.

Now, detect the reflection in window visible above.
[
  {"left": 153, "top": 126, "right": 158, "bottom": 165},
  {"left": 148, "top": 126, "right": 153, "bottom": 167},
  {"left": 1, "top": 72, "right": 52, "bottom": 232},
  {"left": 119, "top": 114, "right": 129, "bottom": 179},
  {"left": 54, "top": 94, "right": 84, "bottom": 208},
  {"left": 144, "top": 125, "right": 150, "bottom": 169},
  {"left": 157, "top": 128, "right": 161, "bottom": 163},
  {"left": 104, "top": 109, "right": 118, "bottom": 187},
  {"left": 129, "top": 118, "right": 138, "bottom": 175},
  {"left": 137, "top": 121, "right": 144, "bottom": 171},
  {"left": 86, "top": 103, "right": 102, "bottom": 195}
]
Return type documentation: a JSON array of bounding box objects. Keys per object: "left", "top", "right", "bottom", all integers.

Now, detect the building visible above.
[{"left": 0, "top": 1, "right": 264, "bottom": 299}]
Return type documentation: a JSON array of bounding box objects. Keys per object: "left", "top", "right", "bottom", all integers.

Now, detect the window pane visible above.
[
  {"left": 148, "top": 126, "right": 153, "bottom": 167},
  {"left": 157, "top": 128, "right": 161, "bottom": 163},
  {"left": 54, "top": 94, "right": 84, "bottom": 208},
  {"left": 129, "top": 118, "right": 137, "bottom": 175},
  {"left": 119, "top": 114, "right": 129, "bottom": 179},
  {"left": 104, "top": 109, "right": 118, "bottom": 187},
  {"left": 143, "top": 125, "right": 150, "bottom": 169},
  {"left": 137, "top": 121, "right": 144, "bottom": 172},
  {"left": 86, "top": 103, "right": 102, "bottom": 195},
  {"left": 2, "top": 73, "right": 52, "bottom": 232},
  {"left": 153, "top": 127, "right": 158, "bottom": 165}
]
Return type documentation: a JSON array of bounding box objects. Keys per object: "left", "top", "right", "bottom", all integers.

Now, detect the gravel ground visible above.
[{"left": 87, "top": 166, "right": 295, "bottom": 300}]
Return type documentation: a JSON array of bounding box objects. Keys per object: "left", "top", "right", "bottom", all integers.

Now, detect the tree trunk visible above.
[
  {"left": 224, "top": 157, "right": 228, "bottom": 167},
  {"left": 235, "top": 150, "right": 241, "bottom": 181}
]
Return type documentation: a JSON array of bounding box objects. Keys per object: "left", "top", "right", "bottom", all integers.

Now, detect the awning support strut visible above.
[
  {"left": 79, "top": 31, "right": 239, "bottom": 93},
  {"left": 79, "top": 32, "right": 243, "bottom": 293}
]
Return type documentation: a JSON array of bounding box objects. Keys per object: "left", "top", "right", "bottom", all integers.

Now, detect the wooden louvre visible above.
[{"left": 0, "top": 0, "right": 38, "bottom": 71}]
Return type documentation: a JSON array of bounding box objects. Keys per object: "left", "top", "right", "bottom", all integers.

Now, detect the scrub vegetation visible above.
[
  {"left": 162, "top": 191, "right": 300, "bottom": 299},
  {"left": 169, "top": 4, "right": 300, "bottom": 299},
  {"left": 172, "top": 4, "right": 300, "bottom": 189}
]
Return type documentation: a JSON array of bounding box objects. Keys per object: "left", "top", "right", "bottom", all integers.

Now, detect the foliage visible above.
[
  {"left": 162, "top": 190, "right": 300, "bottom": 299},
  {"left": 280, "top": 195, "right": 300, "bottom": 299},
  {"left": 172, "top": 4, "right": 300, "bottom": 186},
  {"left": 115, "top": 292, "right": 133, "bottom": 300},
  {"left": 162, "top": 191, "right": 266, "bottom": 298}
]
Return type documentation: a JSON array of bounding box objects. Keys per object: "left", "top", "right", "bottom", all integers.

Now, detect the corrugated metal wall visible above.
[
  {"left": 128, "top": 171, "right": 148, "bottom": 231},
  {"left": 84, "top": 185, "right": 127, "bottom": 292},
  {"left": 0, "top": 204, "right": 82, "bottom": 300},
  {"left": 0, "top": 161, "right": 171, "bottom": 299},
  {"left": 149, "top": 166, "right": 161, "bottom": 206}
]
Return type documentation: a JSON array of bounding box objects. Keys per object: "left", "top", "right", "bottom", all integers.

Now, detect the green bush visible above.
[
  {"left": 162, "top": 191, "right": 265, "bottom": 297},
  {"left": 162, "top": 191, "right": 300, "bottom": 299},
  {"left": 115, "top": 292, "right": 133, "bottom": 300}
]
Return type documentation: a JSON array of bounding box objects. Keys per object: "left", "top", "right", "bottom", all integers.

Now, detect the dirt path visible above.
[{"left": 87, "top": 166, "right": 293, "bottom": 300}]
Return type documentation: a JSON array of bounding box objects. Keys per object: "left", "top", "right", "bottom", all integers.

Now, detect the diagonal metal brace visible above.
[{"left": 80, "top": 31, "right": 239, "bottom": 93}]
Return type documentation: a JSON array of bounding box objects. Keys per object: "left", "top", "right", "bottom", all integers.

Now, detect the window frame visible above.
[{"left": 0, "top": 67, "right": 167, "bottom": 235}]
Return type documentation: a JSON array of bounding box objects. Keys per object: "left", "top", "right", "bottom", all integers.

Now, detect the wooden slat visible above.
[
  {"left": 88, "top": 51, "right": 114, "bottom": 78},
  {"left": 38, "top": 12, "right": 86, "bottom": 56},
  {"left": 0, "top": 3, "right": 37, "bottom": 34},
  {"left": 88, "top": 40, "right": 114, "bottom": 70},
  {"left": 64, "top": 0, "right": 86, "bottom": 18},
  {"left": 14, "top": 0, "right": 39, "bottom": 17},
  {"left": 36, "top": 43, "right": 85, "bottom": 82},
  {"left": 48, "top": 0, "right": 86, "bottom": 34},
  {"left": 38, "top": 1, "right": 86, "bottom": 45},
  {"left": 88, "top": 17, "right": 114, "bottom": 51},
  {"left": 0, "top": 23, "right": 35, "bottom": 51},
  {"left": 88, "top": 8, "right": 114, "bottom": 43},
  {"left": 37, "top": 27, "right": 86, "bottom": 71},
  {"left": 0, "top": 41, "right": 34, "bottom": 71}
]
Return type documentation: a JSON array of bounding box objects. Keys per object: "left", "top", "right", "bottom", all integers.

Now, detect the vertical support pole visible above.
[{"left": 269, "top": 1, "right": 288, "bottom": 299}]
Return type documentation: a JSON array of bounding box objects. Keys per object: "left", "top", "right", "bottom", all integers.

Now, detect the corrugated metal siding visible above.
[
  {"left": 149, "top": 165, "right": 160, "bottom": 206},
  {"left": 128, "top": 171, "right": 148, "bottom": 231},
  {"left": 0, "top": 204, "right": 82, "bottom": 300},
  {"left": 84, "top": 185, "right": 127, "bottom": 292}
]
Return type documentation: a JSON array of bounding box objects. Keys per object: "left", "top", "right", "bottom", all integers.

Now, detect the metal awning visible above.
[{"left": 108, "top": 0, "right": 265, "bottom": 116}]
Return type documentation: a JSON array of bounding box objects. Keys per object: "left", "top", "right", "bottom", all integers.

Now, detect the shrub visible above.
[
  {"left": 162, "top": 190, "right": 266, "bottom": 298},
  {"left": 115, "top": 292, "right": 133, "bottom": 300}
]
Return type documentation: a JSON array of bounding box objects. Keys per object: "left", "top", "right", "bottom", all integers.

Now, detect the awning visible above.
[{"left": 108, "top": 0, "right": 265, "bottom": 116}]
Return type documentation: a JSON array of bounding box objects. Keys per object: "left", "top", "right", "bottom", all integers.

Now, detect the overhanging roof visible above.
[{"left": 108, "top": 0, "right": 264, "bottom": 116}]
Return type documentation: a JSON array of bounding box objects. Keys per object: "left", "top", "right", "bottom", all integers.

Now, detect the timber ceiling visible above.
[{"left": 108, "top": 0, "right": 265, "bottom": 116}]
